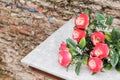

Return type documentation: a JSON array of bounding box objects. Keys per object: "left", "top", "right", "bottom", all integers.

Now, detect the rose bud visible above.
[
  {"left": 72, "top": 28, "right": 86, "bottom": 42},
  {"left": 91, "top": 32, "right": 105, "bottom": 45},
  {"left": 74, "top": 13, "right": 89, "bottom": 29},
  {"left": 59, "top": 42, "right": 67, "bottom": 51},
  {"left": 88, "top": 57, "right": 103, "bottom": 72},
  {"left": 58, "top": 50, "right": 72, "bottom": 67},
  {"left": 90, "top": 43, "right": 109, "bottom": 59}
]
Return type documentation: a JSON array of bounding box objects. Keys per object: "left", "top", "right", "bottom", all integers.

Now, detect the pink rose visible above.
[
  {"left": 72, "top": 28, "right": 86, "bottom": 42},
  {"left": 58, "top": 50, "right": 72, "bottom": 67},
  {"left": 91, "top": 32, "right": 105, "bottom": 45},
  {"left": 58, "top": 42, "right": 72, "bottom": 67},
  {"left": 74, "top": 13, "right": 89, "bottom": 29},
  {"left": 88, "top": 57, "right": 103, "bottom": 72},
  {"left": 59, "top": 42, "right": 67, "bottom": 51},
  {"left": 90, "top": 43, "right": 109, "bottom": 59}
]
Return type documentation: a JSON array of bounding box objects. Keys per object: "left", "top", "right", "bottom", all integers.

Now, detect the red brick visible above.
[{"left": 10, "top": 25, "right": 31, "bottom": 35}]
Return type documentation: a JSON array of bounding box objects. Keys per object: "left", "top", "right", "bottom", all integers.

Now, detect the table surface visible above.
[{"left": 21, "top": 19, "right": 120, "bottom": 80}]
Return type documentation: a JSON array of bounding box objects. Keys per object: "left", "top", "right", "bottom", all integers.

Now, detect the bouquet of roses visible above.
[{"left": 58, "top": 10, "right": 120, "bottom": 75}]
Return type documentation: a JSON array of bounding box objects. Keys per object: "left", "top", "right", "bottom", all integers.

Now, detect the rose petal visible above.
[
  {"left": 74, "top": 13, "right": 89, "bottom": 29},
  {"left": 88, "top": 57, "right": 103, "bottom": 72}
]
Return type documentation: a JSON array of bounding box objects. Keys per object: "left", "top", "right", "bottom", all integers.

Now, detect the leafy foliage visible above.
[
  {"left": 115, "top": 61, "right": 120, "bottom": 73},
  {"left": 105, "top": 32, "right": 111, "bottom": 42},
  {"left": 95, "top": 13, "right": 105, "bottom": 21},
  {"left": 106, "top": 15, "right": 113, "bottom": 26},
  {"left": 110, "top": 52, "right": 119, "bottom": 67},
  {"left": 111, "top": 28, "right": 120, "bottom": 43},
  {"left": 79, "top": 38, "right": 86, "bottom": 49},
  {"left": 75, "top": 62, "right": 82, "bottom": 75}
]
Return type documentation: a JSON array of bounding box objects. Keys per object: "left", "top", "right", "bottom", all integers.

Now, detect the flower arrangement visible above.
[{"left": 58, "top": 10, "right": 120, "bottom": 75}]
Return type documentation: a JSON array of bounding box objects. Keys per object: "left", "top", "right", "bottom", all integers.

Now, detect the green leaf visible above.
[
  {"left": 84, "top": 9, "right": 90, "bottom": 15},
  {"left": 95, "top": 13, "right": 105, "bottom": 21},
  {"left": 66, "top": 38, "right": 76, "bottom": 48},
  {"left": 119, "top": 50, "right": 120, "bottom": 55},
  {"left": 105, "top": 32, "right": 111, "bottom": 41},
  {"left": 103, "top": 59, "right": 112, "bottom": 70},
  {"left": 115, "top": 61, "right": 120, "bottom": 73},
  {"left": 69, "top": 48, "right": 79, "bottom": 56},
  {"left": 66, "top": 38, "right": 80, "bottom": 54},
  {"left": 100, "top": 20, "right": 106, "bottom": 24},
  {"left": 82, "top": 56, "right": 88, "bottom": 65},
  {"left": 79, "top": 38, "right": 86, "bottom": 48},
  {"left": 106, "top": 15, "right": 113, "bottom": 26},
  {"left": 104, "top": 63, "right": 112, "bottom": 70},
  {"left": 92, "top": 72, "right": 97, "bottom": 75},
  {"left": 66, "top": 39, "right": 76, "bottom": 49},
  {"left": 111, "top": 28, "right": 120, "bottom": 42},
  {"left": 75, "top": 62, "right": 82, "bottom": 75},
  {"left": 110, "top": 53, "right": 119, "bottom": 67}
]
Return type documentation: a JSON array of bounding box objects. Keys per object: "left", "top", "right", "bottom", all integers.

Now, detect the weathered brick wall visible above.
[
  {"left": 19, "top": 0, "right": 120, "bottom": 26},
  {"left": 39, "top": 0, "right": 120, "bottom": 26},
  {"left": 0, "top": 0, "right": 120, "bottom": 80}
]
